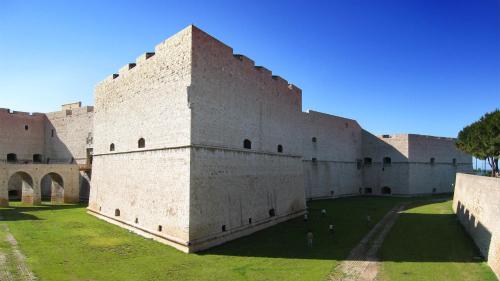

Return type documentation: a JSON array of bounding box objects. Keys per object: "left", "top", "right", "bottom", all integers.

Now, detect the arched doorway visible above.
[
  {"left": 8, "top": 172, "right": 35, "bottom": 204},
  {"left": 41, "top": 173, "right": 64, "bottom": 204},
  {"left": 381, "top": 186, "right": 392, "bottom": 195}
]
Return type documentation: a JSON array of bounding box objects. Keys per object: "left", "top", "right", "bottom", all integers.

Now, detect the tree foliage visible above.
[{"left": 456, "top": 109, "right": 500, "bottom": 176}]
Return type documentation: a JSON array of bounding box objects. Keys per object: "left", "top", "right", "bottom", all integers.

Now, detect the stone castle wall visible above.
[
  {"left": 361, "top": 132, "right": 410, "bottom": 195},
  {"left": 88, "top": 26, "right": 194, "bottom": 250},
  {"left": 453, "top": 173, "right": 500, "bottom": 279},
  {"left": 0, "top": 109, "right": 46, "bottom": 162},
  {"left": 44, "top": 105, "right": 94, "bottom": 164},
  {"left": 187, "top": 26, "right": 306, "bottom": 250},
  {"left": 361, "top": 133, "right": 472, "bottom": 195},
  {"left": 302, "top": 111, "right": 363, "bottom": 198},
  {"left": 408, "top": 134, "right": 472, "bottom": 194},
  {"left": 1, "top": 25, "right": 476, "bottom": 253},
  {"left": 0, "top": 104, "right": 93, "bottom": 202}
]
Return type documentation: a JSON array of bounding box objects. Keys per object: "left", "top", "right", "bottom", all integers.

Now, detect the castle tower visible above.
[{"left": 88, "top": 25, "right": 307, "bottom": 252}]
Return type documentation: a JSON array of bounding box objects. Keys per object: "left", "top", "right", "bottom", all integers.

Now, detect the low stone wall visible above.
[{"left": 453, "top": 173, "right": 500, "bottom": 279}]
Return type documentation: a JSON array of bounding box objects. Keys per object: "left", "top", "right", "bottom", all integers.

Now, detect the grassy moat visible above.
[{"left": 0, "top": 196, "right": 496, "bottom": 281}]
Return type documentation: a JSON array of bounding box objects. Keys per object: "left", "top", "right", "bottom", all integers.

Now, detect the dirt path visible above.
[
  {"left": 0, "top": 215, "right": 37, "bottom": 281},
  {"left": 329, "top": 203, "right": 406, "bottom": 281}
]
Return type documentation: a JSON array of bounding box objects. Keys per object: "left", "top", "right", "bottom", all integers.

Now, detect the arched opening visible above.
[
  {"left": 452, "top": 158, "right": 457, "bottom": 166},
  {"left": 8, "top": 172, "right": 35, "bottom": 205},
  {"left": 40, "top": 173, "right": 64, "bottom": 204},
  {"left": 7, "top": 153, "right": 17, "bottom": 163},
  {"left": 430, "top": 157, "right": 435, "bottom": 165},
  {"left": 33, "top": 154, "right": 42, "bottom": 163},
  {"left": 277, "top": 144, "right": 283, "bottom": 153},
  {"left": 115, "top": 209, "right": 120, "bottom": 216},
  {"left": 243, "top": 139, "right": 251, "bottom": 149},
  {"left": 269, "top": 208, "right": 276, "bottom": 217},
  {"left": 138, "top": 138, "right": 145, "bottom": 148},
  {"left": 312, "top": 137, "right": 317, "bottom": 143},
  {"left": 363, "top": 157, "right": 372, "bottom": 166},
  {"left": 383, "top": 157, "right": 391, "bottom": 165},
  {"left": 110, "top": 143, "right": 115, "bottom": 152},
  {"left": 381, "top": 186, "right": 392, "bottom": 194}
]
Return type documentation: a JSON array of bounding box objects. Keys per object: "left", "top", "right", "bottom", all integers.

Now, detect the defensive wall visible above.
[
  {"left": 453, "top": 173, "right": 500, "bottom": 279},
  {"left": 362, "top": 132, "right": 471, "bottom": 196},
  {"left": 0, "top": 103, "right": 93, "bottom": 202},
  {"left": 88, "top": 25, "right": 473, "bottom": 252}
]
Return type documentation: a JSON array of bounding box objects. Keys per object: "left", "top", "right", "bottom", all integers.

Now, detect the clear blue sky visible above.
[{"left": 1, "top": 0, "right": 499, "bottom": 138}]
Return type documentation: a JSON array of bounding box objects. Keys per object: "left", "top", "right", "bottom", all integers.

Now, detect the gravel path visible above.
[
  {"left": 0, "top": 215, "right": 37, "bottom": 281},
  {"left": 329, "top": 203, "right": 406, "bottom": 281}
]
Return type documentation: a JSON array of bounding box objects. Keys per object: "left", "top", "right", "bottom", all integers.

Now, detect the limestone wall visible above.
[
  {"left": 453, "top": 173, "right": 500, "bottom": 279},
  {"left": 187, "top": 26, "right": 306, "bottom": 250},
  {"left": 0, "top": 109, "right": 45, "bottom": 162},
  {"left": 189, "top": 147, "right": 305, "bottom": 250},
  {"left": 361, "top": 132, "right": 410, "bottom": 195},
  {"left": 92, "top": 26, "right": 192, "bottom": 156},
  {"left": 302, "top": 111, "right": 362, "bottom": 198},
  {"left": 89, "top": 149, "right": 191, "bottom": 242},
  {"left": 89, "top": 26, "right": 194, "bottom": 250},
  {"left": 408, "top": 134, "right": 472, "bottom": 194},
  {"left": 0, "top": 163, "right": 80, "bottom": 206},
  {"left": 190, "top": 26, "right": 302, "bottom": 155},
  {"left": 44, "top": 105, "right": 94, "bottom": 164}
]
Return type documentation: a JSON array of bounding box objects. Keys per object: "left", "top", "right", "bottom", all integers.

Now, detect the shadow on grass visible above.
[
  {"left": 201, "top": 196, "right": 487, "bottom": 265},
  {"left": 0, "top": 202, "right": 84, "bottom": 221},
  {"left": 379, "top": 213, "right": 489, "bottom": 263}
]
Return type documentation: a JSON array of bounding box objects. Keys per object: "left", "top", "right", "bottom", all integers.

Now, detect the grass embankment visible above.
[
  {"left": 0, "top": 197, "right": 401, "bottom": 281},
  {"left": 378, "top": 200, "right": 497, "bottom": 281}
]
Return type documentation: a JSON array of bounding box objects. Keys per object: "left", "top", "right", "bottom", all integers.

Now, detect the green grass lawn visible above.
[
  {"left": 0, "top": 196, "right": 496, "bottom": 281},
  {"left": 378, "top": 200, "right": 497, "bottom": 281},
  {"left": 0, "top": 197, "right": 403, "bottom": 281}
]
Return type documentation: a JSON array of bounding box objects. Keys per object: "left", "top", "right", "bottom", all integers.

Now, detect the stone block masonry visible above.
[{"left": 453, "top": 173, "right": 500, "bottom": 279}]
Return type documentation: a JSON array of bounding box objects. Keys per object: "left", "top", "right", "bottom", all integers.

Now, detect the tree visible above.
[{"left": 456, "top": 109, "right": 500, "bottom": 177}]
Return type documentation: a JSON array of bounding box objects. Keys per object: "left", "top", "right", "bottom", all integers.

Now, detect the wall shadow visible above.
[
  {"left": 455, "top": 200, "right": 493, "bottom": 261},
  {"left": 200, "top": 197, "right": 487, "bottom": 265},
  {"left": 361, "top": 130, "right": 410, "bottom": 195},
  {"left": 0, "top": 203, "right": 83, "bottom": 221}
]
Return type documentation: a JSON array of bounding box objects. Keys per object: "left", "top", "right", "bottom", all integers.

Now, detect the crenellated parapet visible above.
[
  {"left": 0, "top": 108, "right": 46, "bottom": 118},
  {"left": 230, "top": 52, "right": 302, "bottom": 96},
  {"left": 99, "top": 25, "right": 302, "bottom": 101}
]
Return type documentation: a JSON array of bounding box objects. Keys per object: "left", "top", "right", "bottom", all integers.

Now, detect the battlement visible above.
[
  {"left": 100, "top": 25, "right": 302, "bottom": 97},
  {"left": 377, "top": 134, "right": 456, "bottom": 141},
  {"left": 62, "top": 102, "right": 81, "bottom": 111},
  {"left": 0, "top": 108, "right": 46, "bottom": 117},
  {"left": 44, "top": 103, "right": 94, "bottom": 118},
  {"left": 227, "top": 50, "right": 300, "bottom": 95}
]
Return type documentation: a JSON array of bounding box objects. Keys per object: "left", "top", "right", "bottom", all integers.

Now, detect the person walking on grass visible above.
[{"left": 307, "top": 230, "right": 314, "bottom": 248}]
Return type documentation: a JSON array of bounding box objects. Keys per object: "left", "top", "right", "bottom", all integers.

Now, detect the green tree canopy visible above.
[{"left": 456, "top": 109, "right": 500, "bottom": 176}]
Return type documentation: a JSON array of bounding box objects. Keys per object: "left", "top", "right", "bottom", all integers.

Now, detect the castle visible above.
[{"left": 0, "top": 25, "right": 471, "bottom": 252}]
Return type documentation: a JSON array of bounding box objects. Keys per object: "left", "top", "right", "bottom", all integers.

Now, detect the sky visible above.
[{"left": 0, "top": 0, "right": 499, "bottom": 139}]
